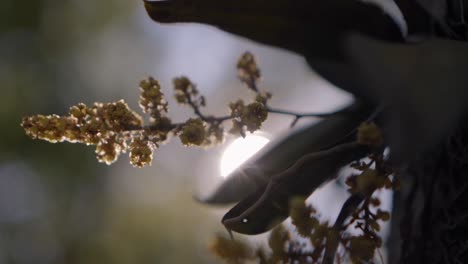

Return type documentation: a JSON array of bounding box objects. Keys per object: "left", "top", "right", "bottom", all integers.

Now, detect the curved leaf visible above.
[
  {"left": 346, "top": 34, "right": 468, "bottom": 162},
  {"left": 222, "top": 142, "right": 369, "bottom": 235},
  {"left": 198, "top": 101, "right": 373, "bottom": 204}
]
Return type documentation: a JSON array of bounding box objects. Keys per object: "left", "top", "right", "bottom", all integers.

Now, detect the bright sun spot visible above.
[{"left": 220, "top": 134, "right": 270, "bottom": 177}]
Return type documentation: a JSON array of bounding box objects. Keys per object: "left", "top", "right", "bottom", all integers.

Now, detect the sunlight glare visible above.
[{"left": 220, "top": 134, "right": 270, "bottom": 177}]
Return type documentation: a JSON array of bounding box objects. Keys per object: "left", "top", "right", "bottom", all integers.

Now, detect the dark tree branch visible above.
[{"left": 323, "top": 193, "right": 366, "bottom": 264}]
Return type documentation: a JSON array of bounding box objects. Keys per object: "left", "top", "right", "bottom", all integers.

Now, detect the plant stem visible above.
[{"left": 266, "top": 106, "right": 346, "bottom": 127}]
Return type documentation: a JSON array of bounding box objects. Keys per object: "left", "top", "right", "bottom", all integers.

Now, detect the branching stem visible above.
[
  {"left": 267, "top": 106, "right": 345, "bottom": 127},
  {"left": 128, "top": 107, "right": 342, "bottom": 132}
]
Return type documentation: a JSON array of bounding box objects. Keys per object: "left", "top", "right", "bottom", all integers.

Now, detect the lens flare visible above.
[{"left": 220, "top": 134, "right": 269, "bottom": 177}]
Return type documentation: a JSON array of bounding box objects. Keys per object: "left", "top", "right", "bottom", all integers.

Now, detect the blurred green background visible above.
[{"left": 0, "top": 0, "right": 353, "bottom": 263}]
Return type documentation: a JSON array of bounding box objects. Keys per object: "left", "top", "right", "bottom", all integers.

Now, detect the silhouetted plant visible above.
[
  {"left": 210, "top": 120, "right": 396, "bottom": 263},
  {"left": 21, "top": 52, "right": 395, "bottom": 263}
]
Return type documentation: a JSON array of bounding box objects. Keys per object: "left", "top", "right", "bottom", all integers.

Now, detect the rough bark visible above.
[{"left": 390, "top": 116, "right": 468, "bottom": 263}]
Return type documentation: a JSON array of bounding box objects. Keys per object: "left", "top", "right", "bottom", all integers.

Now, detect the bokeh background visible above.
[{"left": 0, "top": 1, "right": 390, "bottom": 263}]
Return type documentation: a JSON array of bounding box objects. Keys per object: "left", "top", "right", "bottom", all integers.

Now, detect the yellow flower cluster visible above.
[
  {"left": 357, "top": 122, "right": 383, "bottom": 147},
  {"left": 179, "top": 118, "right": 206, "bottom": 146},
  {"left": 170, "top": 77, "right": 225, "bottom": 146},
  {"left": 173, "top": 76, "right": 205, "bottom": 107},
  {"left": 206, "top": 122, "right": 224, "bottom": 144},
  {"left": 336, "top": 134, "right": 394, "bottom": 263},
  {"left": 228, "top": 52, "right": 271, "bottom": 136},
  {"left": 289, "top": 197, "right": 319, "bottom": 237},
  {"left": 288, "top": 198, "right": 330, "bottom": 262},
  {"left": 268, "top": 225, "right": 291, "bottom": 262},
  {"left": 347, "top": 164, "right": 398, "bottom": 195},
  {"left": 349, "top": 235, "right": 377, "bottom": 263},
  {"left": 138, "top": 76, "right": 174, "bottom": 146},
  {"left": 129, "top": 136, "right": 154, "bottom": 168},
  {"left": 22, "top": 114, "right": 82, "bottom": 144},
  {"left": 229, "top": 100, "right": 268, "bottom": 136},
  {"left": 139, "top": 77, "right": 168, "bottom": 120},
  {"left": 95, "top": 134, "right": 125, "bottom": 165},
  {"left": 177, "top": 118, "right": 225, "bottom": 147},
  {"left": 351, "top": 168, "right": 386, "bottom": 195},
  {"left": 22, "top": 100, "right": 143, "bottom": 144},
  {"left": 237, "top": 52, "right": 261, "bottom": 91},
  {"left": 255, "top": 92, "right": 272, "bottom": 105},
  {"left": 21, "top": 52, "right": 278, "bottom": 168},
  {"left": 22, "top": 100, "right": 144, "bottom": 165},
  {"left": 209, "top": 234, "right": 254, "bottom": 263}
]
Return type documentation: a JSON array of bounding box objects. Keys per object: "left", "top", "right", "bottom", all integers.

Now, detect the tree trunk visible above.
[{"left": 390, "top": 118, "right": 468, "bottom": 263}]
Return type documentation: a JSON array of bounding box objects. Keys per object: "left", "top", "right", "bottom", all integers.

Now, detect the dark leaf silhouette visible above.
[
  {"left": 143, "top": 0, "right": 468, "bottom": 245},
  {"left": 346, "top": 35, "right": 468, "bottom": 162},
  {"left": 198, "top": 102, "right": 373, "bottom": 204},
  {"left": 222, "top": 142, "right": 369, "bottom": 235}
]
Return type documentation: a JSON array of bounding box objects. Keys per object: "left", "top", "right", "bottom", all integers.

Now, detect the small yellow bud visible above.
[
  {"left": 241, "top": 102, "right": 268, "bottom": 133},
  {"left": 209, "top": 233, "right": 253, "bottom": 262},
  {"left": 237, "top": 52, "right": 261, "bottom": 90},
  {"left": 268, "top": 225, "right": 290, "bottom": 258},
  {"left": 349, "top": 236, "right": 376, "bottom": 263},
  {"left": 129, "top": 137, "right": 154, "bottom": 168},
  {"left": 179, "top": 118, "right": 206, "bottom": 146},
  {"left": 357, "top": 122, "right": 383, "bottom": 147}
]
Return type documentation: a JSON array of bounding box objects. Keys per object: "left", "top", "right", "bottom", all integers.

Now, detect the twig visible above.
[
  {"left": 267, "top": 106, "right": 344, "bottom": 127},
  {"left": 266, "top": 107, "right": 341, "bottom": 119},
  {"left": 127, "top": 106, "right": 342, "bottom": 132},
  {"left": 249, "top": 76, "right": 346, "bottom": 127},
  {"left": 323, "top": 193, "right": 366, "bottom": 264},
  {"left": 184, "top": 91, "right": 231, "bottom": 123}
]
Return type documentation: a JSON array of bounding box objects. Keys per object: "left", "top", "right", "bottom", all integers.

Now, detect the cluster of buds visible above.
[
  {"left": 344, "top": 162, "right": 397, "bottom": 259},
  {"left": 228, "top": 100, "right": 268, "bottom": 137},
  {"left": 22, "top": 101, "right": 144, "bottom": 165},
  {"left": 209, "top": 234, "right": 255, "bottom": 263},
  {"left": 346, "top": 168, "right": 387, "bottom": 195},
  {"left": 338, "top": 123, "right": 394, "bottom": 263},
  {"left": 237, "top": 52, "right": 261, "bottom": 91},
  {"left": 268, "top": 225, "right": 291, "bottom": 262},
  {"left": 357, "top": 122, "right": 384, "bottom": 147},
  {"left": 211, "top": 225, "right": 292, "bottom": 264},
  {"left": 348, "top": 235, "right": 380, "bottom": 263},
  {"left": 129, "top": 136, "right": 155, "bottom": 168},
  {"left": 171, "top": 77, "right": 225, "bottom": 146},
  {"left": 341, "top": 199, "right": 390, "bottom": 263},
  {"left": 22, "top": 86, "right": 172, "bottom": 167},
  {"left": 228, "top": 52, "right": 271, "bottom": 137},
  {"left": 173, "top": 76, "right": 205, "bottom": 107},
  {"left": 289, "top": 197, "right": 318, "bottom": 237},
  {"left": 139, "top": 76, "right": 168, "bottom": 120},
  {"left": 178, "top": 118, "right": 207, "bottom": 146},
  {"left": 139, "top": 76, "right": 173, "bottom": 144},
  {"left": 288, "top": 197, "right": 332, "bottom": 262},
  {"left": 22, "top": 52, "right": 275, "bottom": 167},
  {"left": 177, "top": 118, "right": 224, "bottom": 147}
]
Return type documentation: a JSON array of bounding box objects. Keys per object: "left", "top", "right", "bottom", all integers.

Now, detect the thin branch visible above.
[
  {"left": 126, "top": 106, "right": 342, "bottom": 132},
  {"left": 249, "top": 77, "right": 345, "bottom": 127},
  {"left": 266, "top": 106, "right": 345, "bottom": 127},
  {"left": 377, "top": 247, "right": 385, "bottom": 264},
  {"left": 267, "top": 107, "right": 340, "bottom": 119},
  {"left": 131, "top": 72, "right": 350, "bottom": 133},
  {"left": 185, "top": 91, "right": 226, "bottom": 123},
  {"left": 323, "top": 193, "right": 366, "bottom": 264}
]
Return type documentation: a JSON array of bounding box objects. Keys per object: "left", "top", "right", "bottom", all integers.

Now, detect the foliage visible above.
[
  {"left": 21, "top": 51, "right": 398, "bottom": 263},
  {"left": 21, "top": 52, "right": 274, "bottom": 167},
  {"left": 21, "top": 52, "right": 336, "bottom": 168},
  {"left": 210, "top": 122, "right": 398, "bottom": 263}
]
